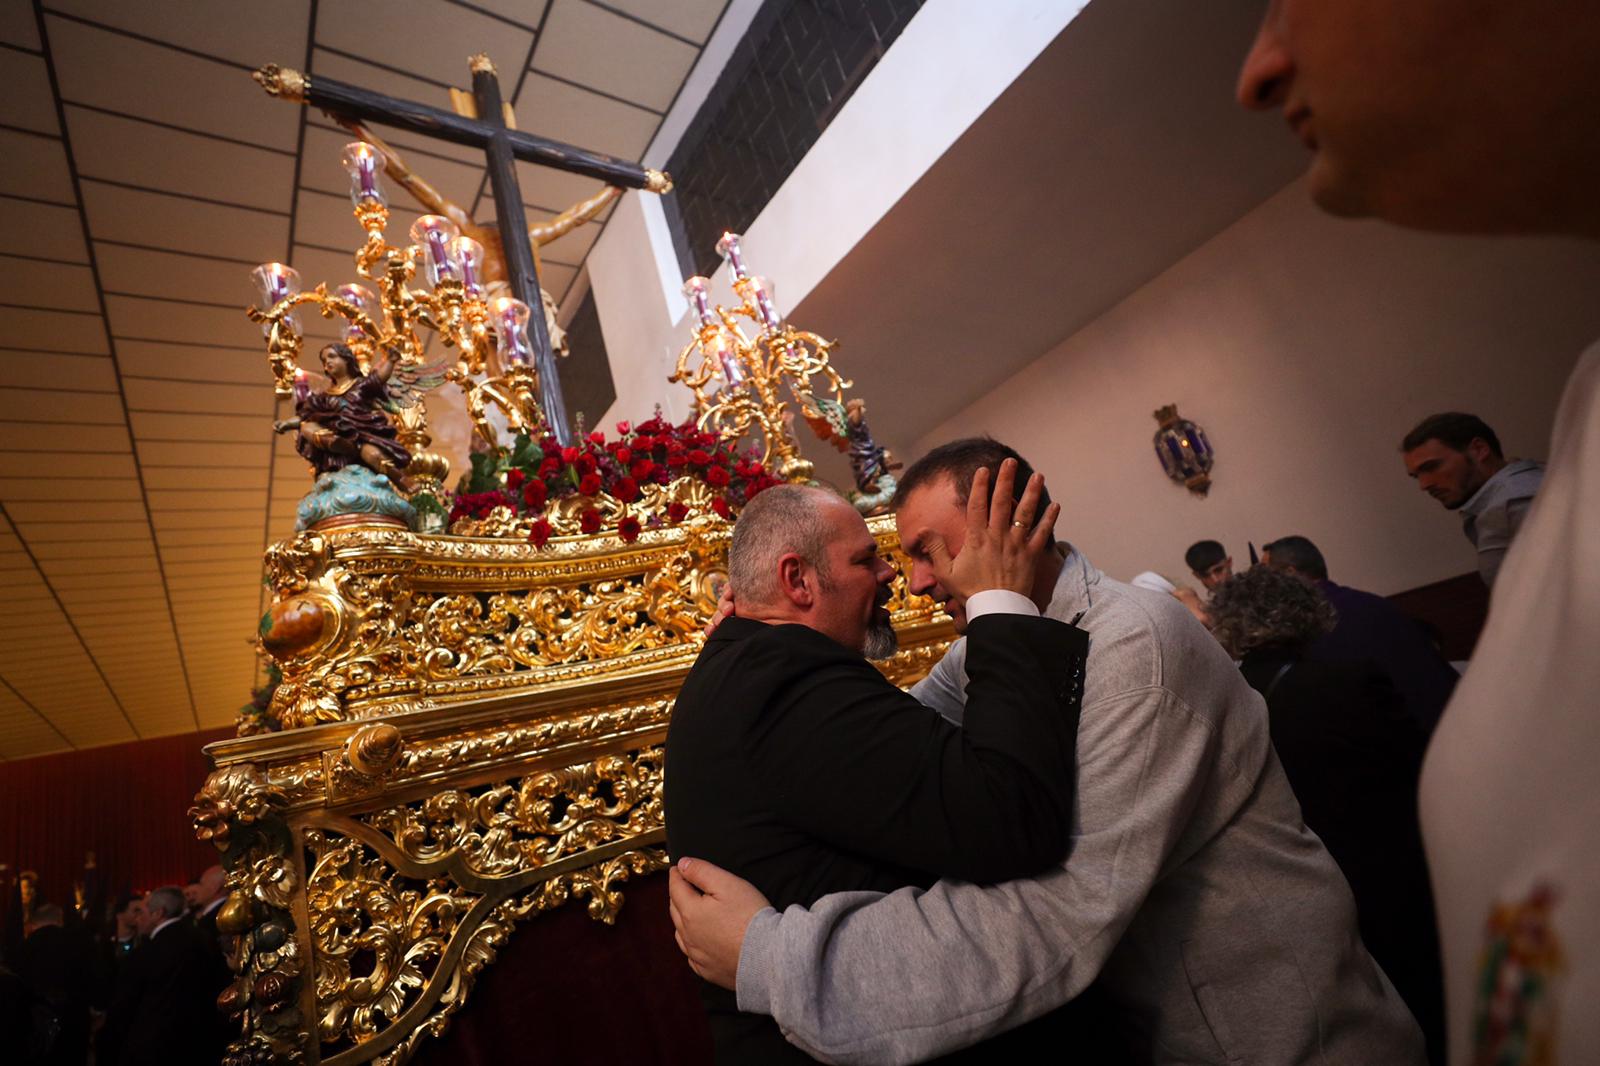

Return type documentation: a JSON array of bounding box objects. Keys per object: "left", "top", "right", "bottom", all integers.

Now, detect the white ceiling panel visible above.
[
  {"left": 131, "top": 411, "right": 270, "bottom": 443},
  {"left": 511, "top": 158, "right": 619, "bottom": 217},
  {"left": 96, "top": 243, "right": 262, "bottom": 307},
  {"left": 0, "top": 255, "right": 98, "bottom": 311},
  {"left": 0, "top": 387, "right": 122, "bottom": 422},
  {"left": 104, "top": 295, "right": 261, "bottom": 349},
  {"left": 65, "top": 106, "right": 296, "bottom": 213},
  {"left": 0, "top": 351, "right": 116, "bottom": 393},
  {"left": 0, "top": 129, "right": 75, "bottom": 203},
  {"left": 43, "top": 0, "right": 311, "bottom": 70},
  {"left": 0, "top": 477, "right": 139, "bottom": 500},
  {"left": 0, "top": 307, "right": 108, "bottom": 354},
  {"left": 142, "top": 466, "right": 271, "bottom": 491},
  {"left": 0, "top": 421, "right": 129, "bottom": 452},
  {"left": 0, "top": 196, "right": 89, "bottom": 262},
  {"left": 118, "top": 340, "right": 268, "bottom": 387},
  {"left": 0, "top": 50, "right": 59, "bottom": 134},
  {"left": 315, "top": 0, "right": 534, "bottom": 89},
  {"left": 599, "top": 0, "right": 727, "bottom": 43},
  {"left": 459, "top": 0, "right": 549, "bottom": 30},
  {"left": 535, "top": 0, "right": 696, "bottom": 112},
  {"left": 0, "top": 0, "right": 41, "bottom": 50},
  {"left": 44, "top": 16, "right": 301, "bottom": 150},
  {"left": 514, "top": 71, "right": 657, "bottom": 160},
  {"left": 0, "top": 451, "right": 133, "bottom": 477},
  {"left": 81, "top": 182, "right": 290, "bottom": 259}
]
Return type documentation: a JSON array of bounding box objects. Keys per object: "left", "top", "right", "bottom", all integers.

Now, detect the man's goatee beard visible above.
[{"left": 862, "top": 622, "right": 899, "bottom": 660}]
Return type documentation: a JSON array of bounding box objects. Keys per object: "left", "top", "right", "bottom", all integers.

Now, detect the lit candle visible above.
[
  {"left": 492, "top": 296, "right": 534, "bottom": 366},
  {"left": 293, "top": 366, "right": 310, "bottom": 403},
  {"left": 340, "top": 142, "right": 387, "bottom": 207},
  {"left": 711, "top": 330, "right": 745, "bottom": 386},
  {"left": 409, "top": 215, "right": 461, "bottom": 287},
  {"left": 748, "top": 275, "right": 781, "bottom": 330},
  {"left": 450, "top": 236, "right": 486, "bottom": 297},
  {"left": 335, "top": 283, "right": 378, "bottom": 341},
  {"left": 250, "top": 262, "right": 302, "bottom": 336},
  {"left": 716, "top": 232, "right": 749, "bottom": 280},
  {"left": 682, "top": 275, "right": 715, "bottom": 326}
]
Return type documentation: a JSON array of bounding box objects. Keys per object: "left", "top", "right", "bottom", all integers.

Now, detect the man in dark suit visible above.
[
  {"left": 98, "top": 885, "right": 216, "bottom": 1066},
  {"left": 18, "top": 902, "right": 97, "bottom": 1066},
  {"left": 1262, "top": 534, "right": 1458, "bottom": 733},
  {"left": 665, "top": 464, "right": 1088, "bottom": 1063}
]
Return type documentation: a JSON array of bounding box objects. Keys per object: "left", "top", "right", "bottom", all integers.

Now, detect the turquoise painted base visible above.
[{"left": 295, "top": 466, "right": 417, "bottom": 532}]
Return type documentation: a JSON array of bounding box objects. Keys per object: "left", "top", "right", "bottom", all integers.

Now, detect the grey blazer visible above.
[{"left": 735, "top": 550, "right": 1425, "bottom": 1064}]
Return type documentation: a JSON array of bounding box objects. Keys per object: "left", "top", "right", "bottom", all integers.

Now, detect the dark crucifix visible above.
[{"left": 254, "top": 57, "right": 672, "bottom": 447}]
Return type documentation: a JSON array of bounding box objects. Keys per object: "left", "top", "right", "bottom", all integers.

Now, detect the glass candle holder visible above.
[
  {"left": 492, "top": 296, "right": 534, "bottom": 366},
  {"left": 747, "top": 274, "right": 781, "bottom": 330},
  {"left": 409, "top": 215, "right": 461, "bottom": 287},
  {"left": 710, "top": 329, "right": 745, "bottom": 387},
  {"left": 335, "top": 283, "right": 379, "bottom": 342},
  {"left": 340, "top": 142, "right": 387, "bottom": 207},
  {"left": 449, "top": 235, "right": 486, "bottom": 297},
  {"left": 250, "top": 262, "right": 302, "bottom": 335},
  {"left": 716, "top": 232, "right": 749, "bottom": 279},
  {"left": 292, "top": 366, "right": 310, "bottom": 403},
  {"left": 682, "top": 275, "right": 716, "bottom": 326}
]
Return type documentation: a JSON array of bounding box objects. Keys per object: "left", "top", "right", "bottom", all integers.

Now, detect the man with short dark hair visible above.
[
  {"left": 1238, "top": 3, "right": 1600, "bottom": 1059},
  {"left": 19, "top": 901, "right": 96, "bottom": 1066},
  {"left": 666, "top": 470, "right": 1090, "bottom": 1063},
  {"left": 672, "top": 439, "right": 1422, "bottom": 1064},
  {"left": 1264, "top": 534, "right": 1457, "bottom": 733},
  {"left": 1399, "top": 412, "right": 1544, "bottom": 585},
  {"left": 1183, "top": 538, "right": 1232, "bottom": 590}
]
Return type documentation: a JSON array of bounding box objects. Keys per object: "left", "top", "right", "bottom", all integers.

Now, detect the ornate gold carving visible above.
[
  {"left": 643, "top": 168, "right": 673, "bottom": 194},
  {"left": 192, "top": 764, "right": 289, "bottom": 850},
  {"left": 253, "top": 64, "right": 309, "bottom": 102},
  {"left": 467, "top": 53, "right": 496, "bottom": 75},
  {"left": 346, "top": 723, "right": 405, "bottom": 777}
]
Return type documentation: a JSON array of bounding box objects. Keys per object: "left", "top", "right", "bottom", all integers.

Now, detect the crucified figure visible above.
[{"left": 335, "top": 117, "right": 619, "bottom": 360}]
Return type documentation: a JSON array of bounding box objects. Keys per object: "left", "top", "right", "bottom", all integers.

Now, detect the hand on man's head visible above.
[
  {"left": 925, "top": 459, "right": 1060, "bottom": 603},
  {"left": 703, "top": 581, "right": 736, "bottom": 637}
]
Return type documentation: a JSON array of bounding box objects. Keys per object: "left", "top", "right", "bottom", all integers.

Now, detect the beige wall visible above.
[{"left": 914, "top": 179, "right": 1600, "bottom": 595}]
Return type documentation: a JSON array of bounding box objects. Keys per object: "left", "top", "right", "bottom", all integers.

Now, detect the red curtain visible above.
[{"left": 0, "top": 727, "right": 233, "bottom": 914}]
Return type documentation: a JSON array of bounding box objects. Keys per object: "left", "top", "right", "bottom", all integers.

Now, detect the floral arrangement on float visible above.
[{"left": 446, "top": 413, "right": 783, "bottom": 543}]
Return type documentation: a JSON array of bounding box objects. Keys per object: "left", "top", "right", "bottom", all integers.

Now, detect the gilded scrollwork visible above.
[{"left": 363, "top": 746, "right": 664, "bottom": 878}]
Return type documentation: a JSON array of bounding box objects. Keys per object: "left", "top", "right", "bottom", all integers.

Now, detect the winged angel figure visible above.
[{"left": 273, "top": 341, "right": 453, "bottom": 491}]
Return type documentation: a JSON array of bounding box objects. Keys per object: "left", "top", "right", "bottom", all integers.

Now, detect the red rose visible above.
[
  {"left": 589, "top": 430, "right": 606, "bottom": 445},
  {"left": 505, "top": 468, "right": 526, "bottom": 491},
  {"left": 666, "top": 439, "right": 685, "bottom": 454},
  {"left": 630, "top": 459, "right": 656, "bottom": 481},
  {"left": 576, "top": 453, "right": 598, "bottom": 477},
  {"left": 711, "top": 497, "right": 732, "bottom": 519},
  {"left": 615, "top": 420, "right": 632, "bottom": 436},
  {"left": 540, "top": 437, "right": 562, "bottom": 457},
  {"left": 528, "top": 518, "right": 552, "bottom": 547},
  {"left": 618, "top": 515, "right": 641, "bottom": 543},
  {"left": 614, "top": 446, "right": 632, "bottom": 466},
  {"left": 539, "top": 456, "right": 562, "bottom": 477},
  {"left": 705, "top": 465, "right": 730, "bottom": 487},
  {"left": 667, "top": 501, "right": 689, "bottom": 524},
  {"left": 579, "top": 473, "right": 602, "bottom": 496},
  {"left": 667, "top": 452, "right": 688, "bottom": 467},
  {"left": 614, "top": 477, "right": 640, "bottom": 502},
  {"left": 561, "top": 446, "right": 580, "bottom": 464},
  {"left": 687, "top": 449, "right": 711, "bottom": 466},
  {"left": 579, "top": 508, "right": 602, "bottom": 534},
  {"left": 747, "top": 461, "right": 765, "bottom": 478},
  {"left": 522, "top": 479, "right": 547, "bottom": 508}
]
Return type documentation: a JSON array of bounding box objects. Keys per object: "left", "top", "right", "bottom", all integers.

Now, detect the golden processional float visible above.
[{"left": 189, "top": 57, "right": 955, "bottom": 1066}]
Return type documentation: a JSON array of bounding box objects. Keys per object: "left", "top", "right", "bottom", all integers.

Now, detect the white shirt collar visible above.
[{"left": 151, "top": 914, "right": 183, "bottom": 939}]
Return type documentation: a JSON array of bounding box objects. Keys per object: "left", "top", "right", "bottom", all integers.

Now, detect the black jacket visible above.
[
  {"left": 665, "top": 612, "right": 1088, "bottom": 1064},
  {"left": 97, "top": 919, "right": 218, "bottom": 1066},
  {"left": 1241, "top": 649, "right": 1445, "bottom": 1065}
]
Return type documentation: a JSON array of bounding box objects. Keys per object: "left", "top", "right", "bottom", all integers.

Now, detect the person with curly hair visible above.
[{"left": 1210, "top": 566, "right": 1444, "bottom": 1064}]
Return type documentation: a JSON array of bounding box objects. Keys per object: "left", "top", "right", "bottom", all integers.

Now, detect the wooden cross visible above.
[{"left": 255, "top": 56, "right": 672, "bottom": 447}]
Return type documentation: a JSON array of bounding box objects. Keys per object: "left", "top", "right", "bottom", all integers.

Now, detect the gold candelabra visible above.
[
  {"left": 670, "top": 233, "right": 852, "bottom": 483},
  {"left": 247, "top": 140, "right": 548, "bottom": 469}
]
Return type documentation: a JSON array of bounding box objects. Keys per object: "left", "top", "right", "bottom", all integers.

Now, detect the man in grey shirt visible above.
[
  {"left": 1401, "top": 412, "right": 1544, "bottom": 586},
  {"left": 671, "top": 439, "right": 1423, "bottom": 1064}
]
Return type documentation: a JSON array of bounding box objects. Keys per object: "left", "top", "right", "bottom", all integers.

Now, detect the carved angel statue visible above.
[
  {"left": 335, "top": 117, "right": 619, "bottom": 359},
  {"left": 274, "top": 342, "right": 413, "bottom": 488}
]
